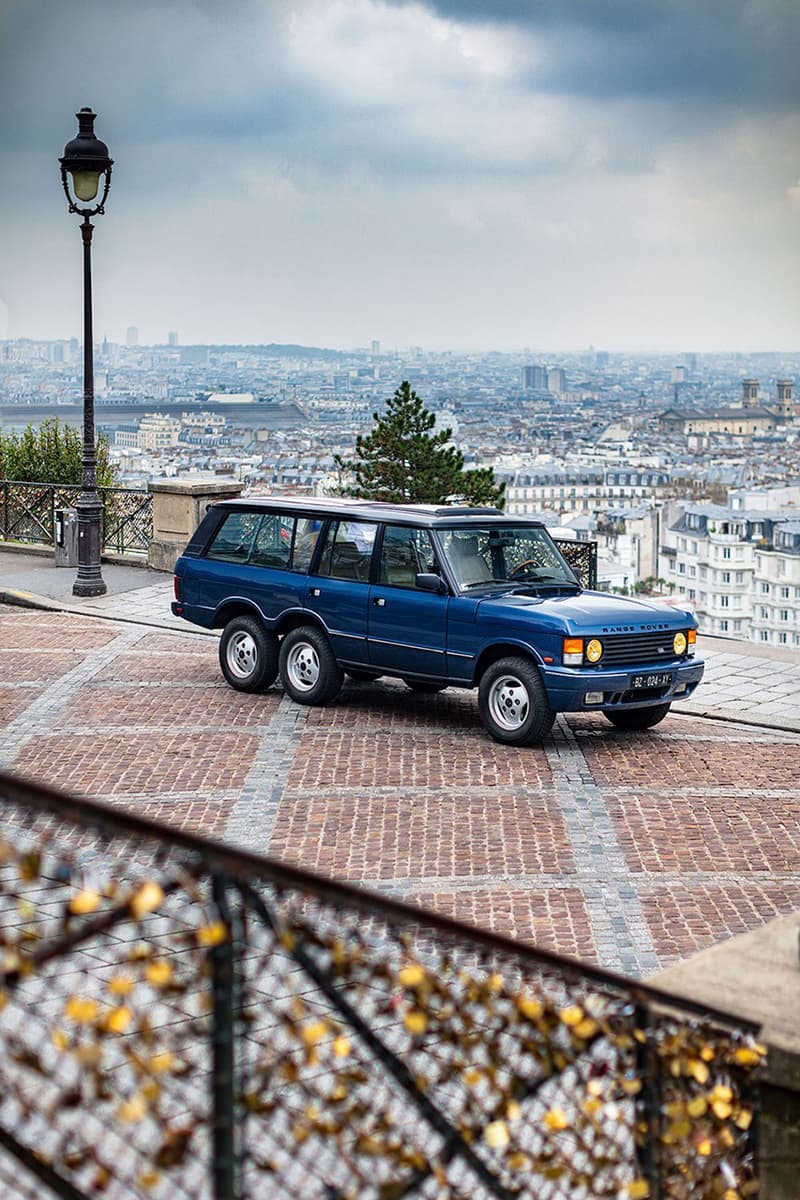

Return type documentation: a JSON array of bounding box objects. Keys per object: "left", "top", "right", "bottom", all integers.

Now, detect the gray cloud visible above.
[
  {"left": 0, "top": 0, "right": 798, "bottom": 350},
  {"left": 399, "top": 0, "right": 800, "bottom": 108}
]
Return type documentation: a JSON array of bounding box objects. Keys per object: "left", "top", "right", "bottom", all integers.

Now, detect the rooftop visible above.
[{"left": 2, "top": 547, "right": 800, "bottom": 979}]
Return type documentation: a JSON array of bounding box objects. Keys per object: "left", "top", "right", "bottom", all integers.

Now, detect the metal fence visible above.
[
  {"left": 0, "top": 482, "right": 595, "bottom": 584},
  {"left": 0, "top": 770, "right": 762, "bottom": 1200},
  {"left": 0, "top": 481, "right": 153, "bottom": 557},
  {"left": 553, "top": 539, "right": 597, "bottom": 590}
]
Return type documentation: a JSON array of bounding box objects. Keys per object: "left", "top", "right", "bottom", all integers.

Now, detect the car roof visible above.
[{"left": 212, "top": 495, "right": 544, "bottom": 529}]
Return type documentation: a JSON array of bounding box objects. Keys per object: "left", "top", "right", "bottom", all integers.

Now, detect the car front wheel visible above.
[
  {"left": 219, "top": 616, "right": 279, "bottom": 692},
  {"left": 478, "top": 657, "right": 555, "bottom": 746},
  {"left": 605, "top": 703, "right": 671, "bottom": 731},
  {"left": 279, "top": 626, "right": 344, "bottom": 705}
]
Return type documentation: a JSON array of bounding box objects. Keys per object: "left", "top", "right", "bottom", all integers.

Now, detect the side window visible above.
[
  {"left": 206, "top": 512, "right": 261, "bottom": 563},
  {"left": 317, "top": 521, "right": 377, "bottom": 582},
  {"left": 251, "top": 514, "right": 294, "bottom": 569},
  {"left": 291, "top": 518, "right": 322, "bottom": 574},
  {"left": 379, "top": 525, "right": 435, "bottom": 588}
]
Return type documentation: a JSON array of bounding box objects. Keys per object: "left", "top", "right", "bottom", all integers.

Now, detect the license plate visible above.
[{"left": 631, "top": 671, "right": 673, "bottom": 689}]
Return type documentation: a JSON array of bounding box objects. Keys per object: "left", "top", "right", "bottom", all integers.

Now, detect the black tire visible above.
[
  {"left": 605, "top": 703, "right": 671, "bottom": 731},
  {"left": 478, "top": 657, "right": 555, "bottom": 746},
  {"left": 403, "top": 680, "right": 446, "bottom": 694},
  {"left": 279, "top": 626, "right": 344, "bottom": 705},
  {"left": 345, "top": 669, "right": 382, "bottom": 683},
  {"left": 219, "top": 616, "right": 279, "bottom": 693}
]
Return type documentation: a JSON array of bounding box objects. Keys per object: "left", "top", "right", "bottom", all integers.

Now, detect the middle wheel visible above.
[{"left": 279, "top": 626, "right": 344, "bottom": 705}]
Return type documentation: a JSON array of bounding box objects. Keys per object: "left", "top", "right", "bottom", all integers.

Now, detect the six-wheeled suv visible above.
[{"left": 172, "top": 497, "right": 703, "bottom": 746}]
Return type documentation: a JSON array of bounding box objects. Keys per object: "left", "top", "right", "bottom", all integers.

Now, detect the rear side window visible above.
[
  {"left": 205, "top": 511, "right": 299, "bottom": 572},
  {"left": 206, "top": 512, "right": 261, "bottom": 563},
  {"left": 316, "top": 521, "right": 377, "bottom": 582}
]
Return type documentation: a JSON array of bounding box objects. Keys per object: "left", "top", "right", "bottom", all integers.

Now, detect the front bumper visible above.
[{"left": 542, "top": 657, "right": 705, "bottom": 713}]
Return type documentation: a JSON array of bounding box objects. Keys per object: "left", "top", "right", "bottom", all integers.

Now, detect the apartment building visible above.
[
  {"left": 659, "top": 501, "right": 800, "bottom": 645},
  {"left": 594, "top": 506, "right": 661, "bottom": 591},
  {"left": 750, "top": 521, "right": 800, "bottom": 649},
  {"left": 505, "top": 467, "right": 670, "bottom": 517},
  {"left": 112, "top": 413, "right": 181, "bottom": 451}
]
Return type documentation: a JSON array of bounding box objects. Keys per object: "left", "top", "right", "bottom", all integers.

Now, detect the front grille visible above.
[{"left": 593, "top": 630, "right": 688, "bottom": 667}]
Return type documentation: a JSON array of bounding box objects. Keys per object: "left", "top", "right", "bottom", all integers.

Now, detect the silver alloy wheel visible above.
[
  {"left": 226, "top": 630, "right": 258, "bottom": 680},
  {"left": 285, "top": 641, "right": 320, "bottom": 692},
  {"left": 487, "top": 673, "right": 530, "bottom": 731}
]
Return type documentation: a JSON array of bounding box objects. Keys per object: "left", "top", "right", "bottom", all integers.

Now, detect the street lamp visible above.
[{"left": 59, "top": 107, "right": 113, "bottom": 597}]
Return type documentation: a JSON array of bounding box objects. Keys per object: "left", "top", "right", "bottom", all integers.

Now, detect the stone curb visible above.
[
  {"left": 673, "top": 699, "right": 800, "bottom": 736},
  {"left": 0, "top": 588, "right": 216, "bottom": 637}
]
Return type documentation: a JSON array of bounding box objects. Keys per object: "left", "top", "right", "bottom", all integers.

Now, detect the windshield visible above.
[{"left": 438, "top": 526, "right": 580, "bottom": 592}]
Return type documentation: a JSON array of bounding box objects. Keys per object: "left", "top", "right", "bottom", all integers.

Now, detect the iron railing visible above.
[
  {"left": 0, "top": 483, "right": 595, "bottom": 584},
  {"left": 553, "top": 538, "right": 597, "bottom": 590},
  {"left": 0, "top": 769, "right": 762, "bottom": 1200},
  {"left": 0, "top": 481, "right": 153, "bottom": 557}
]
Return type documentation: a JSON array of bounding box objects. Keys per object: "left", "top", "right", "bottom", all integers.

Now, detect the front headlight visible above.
[
  {"left": 585, "top": 638, "right": 603, "bottom": 663},
  {"left": 673, "top": 631, "right": 687, "bottom": 656}
]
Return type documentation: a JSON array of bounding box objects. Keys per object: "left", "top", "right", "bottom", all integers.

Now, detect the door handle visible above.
[{"left": 374, "top": 597, "right": 386, "bottom": 607}]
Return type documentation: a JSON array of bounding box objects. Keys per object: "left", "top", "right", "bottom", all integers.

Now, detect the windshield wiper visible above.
[
  {"left": 534, "top": 580, "right": 581, "bottom": 589},
  {"left": 460, "top": 576, "right": 580, "bottom": 593},
  {"left": 507, "top": 577, "right": 581, "bottom": 592}
]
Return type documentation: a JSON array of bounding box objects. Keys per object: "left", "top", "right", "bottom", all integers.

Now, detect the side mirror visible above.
[{"left": 416, "top": 572, "right": 447, "bottom": 594}]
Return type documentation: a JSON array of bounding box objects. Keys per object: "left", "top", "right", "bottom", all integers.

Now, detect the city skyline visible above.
[{"left": 1, "top": 0, "right": 799, "bottom": 353}]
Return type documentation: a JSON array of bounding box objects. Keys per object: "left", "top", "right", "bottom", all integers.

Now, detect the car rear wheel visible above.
[
  {"left": 403, "top": 680, "right": 446, "bottom": 694},
  {"left": 219, "top": 616, "right": 278, "bottom": 692},
  {"left": 605, "top": 703, "right": 671, "bottom": 731},
  {"left": 478, "top": 657, "right": 555, "bottom": 746},
  {"left": 279, "top": 626, "right": 344, "bottom": 705}
]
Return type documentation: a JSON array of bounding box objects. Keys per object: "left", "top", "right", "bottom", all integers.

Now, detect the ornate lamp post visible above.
[{"left": 59, "top": 107, "right": 113, "bottom": 597}]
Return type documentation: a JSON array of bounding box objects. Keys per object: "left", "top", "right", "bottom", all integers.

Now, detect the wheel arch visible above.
[
  {"left": 472, "top": 641, "right": 544, "bottom": 685},
  {"left": 213, "top": 598, "right": 265, "bottom": 629},
  {"left": 214, "top": 601, "right": 319, "bottom": 639},
  {"left": 274, "top": 609, "right": 329, "bottom": 640}
]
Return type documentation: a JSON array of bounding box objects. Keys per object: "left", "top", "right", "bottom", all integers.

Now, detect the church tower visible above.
[{"left": 777, "top": 379, "right": 794, "bottom": 421}]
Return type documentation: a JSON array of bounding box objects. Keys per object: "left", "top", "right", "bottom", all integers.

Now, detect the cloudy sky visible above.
[{"left": 1, "top": 0, "right": 798, "bottom": 352}]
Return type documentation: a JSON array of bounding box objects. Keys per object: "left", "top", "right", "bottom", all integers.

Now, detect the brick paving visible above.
[
  {"left": 270, "top": 790, "right": 574, "bottom": 878},
  {"left": 405, "top": 888, "right": 597, "bottom": 960},
  {"left": 69, "top": 683, "right": 281, "bottom": 729},
  {"left": 14, "top": 729, "right": 261, "bottom": 795},
  {"left": 3, "top": 602, "right": 800, "bottom": 976}
]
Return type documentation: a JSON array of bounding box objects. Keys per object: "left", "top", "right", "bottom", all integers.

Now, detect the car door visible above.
[
  {"left": 303, "top": 519, "right": 377, "bottom": 667},
  {"left": 367, "top": 524, "right": 449, "bottom": 679}
]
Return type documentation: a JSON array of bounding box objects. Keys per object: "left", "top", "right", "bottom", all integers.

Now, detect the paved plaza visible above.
[{"left": 2, "top": 567, "right": 800, "bottom": 979}]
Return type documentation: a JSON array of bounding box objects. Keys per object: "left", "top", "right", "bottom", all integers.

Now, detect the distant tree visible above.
[
  {"left": 333, "top": 381, "right": 505, "bottom": 508},
  {"left": 0, "top": 419, "right": 116, "bottom": 487},
  {"left": 632, "top": 576, "right": 669, "bottom": 596}
]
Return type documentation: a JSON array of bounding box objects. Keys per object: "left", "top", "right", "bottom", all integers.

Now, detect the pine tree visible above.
[{"left": 334, "top": 381, "right": 504, "bottom": 508}]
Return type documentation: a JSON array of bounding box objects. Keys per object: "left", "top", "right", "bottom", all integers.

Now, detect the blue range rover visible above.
[{"left": 172, "top": 496, "right": 703, "bottom": 746}]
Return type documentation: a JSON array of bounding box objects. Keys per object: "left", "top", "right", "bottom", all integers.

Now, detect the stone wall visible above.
[{"left": 147, "top": 478, "right": 242, "bottom": 571}]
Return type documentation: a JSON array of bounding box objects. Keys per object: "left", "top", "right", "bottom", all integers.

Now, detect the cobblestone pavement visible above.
[{"left": 3, "top": 602, "right": 800, "bottom": 978}]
